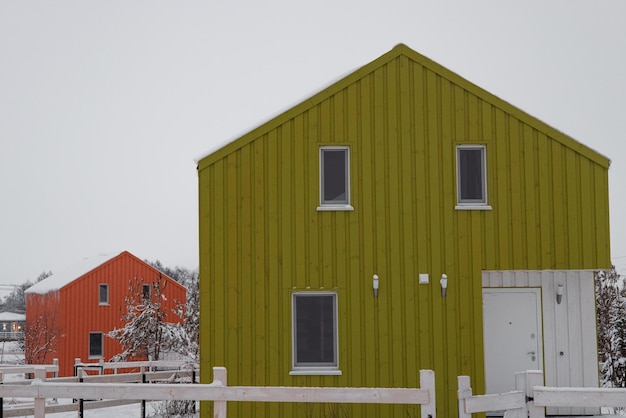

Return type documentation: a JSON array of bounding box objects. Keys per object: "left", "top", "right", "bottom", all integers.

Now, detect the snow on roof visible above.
[
  {"left": 193, "top": 64, "right": 360, "bottom": 164},
  {"left": 25, "top": 251, "right": 123, "bottom": 295},
  {"left": 0, "top": 312, "right": 25, "bottom": 321}
]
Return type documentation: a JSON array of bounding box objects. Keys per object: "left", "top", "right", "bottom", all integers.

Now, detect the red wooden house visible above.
[{"left": 25, "top": 250, "right": 187, "bottom": 376}]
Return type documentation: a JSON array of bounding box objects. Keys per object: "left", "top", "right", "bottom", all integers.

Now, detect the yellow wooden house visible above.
[{"left": 197, "top": 44, "right": 611, "bottom": 417}]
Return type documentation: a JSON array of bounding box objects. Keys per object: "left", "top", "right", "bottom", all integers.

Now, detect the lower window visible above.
[
  {"left": 89, "top": 332, "right": 103, "bottom": 358},
  {"left": 292, "top": 292, "right": 338, "bottom": 370}
]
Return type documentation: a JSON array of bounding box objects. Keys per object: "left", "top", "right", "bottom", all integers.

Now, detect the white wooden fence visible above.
[
  {"left": 0, "top": 360, "right": 59, "bottom": 378},
  {"left": 458, "top": 371, "right": 543, "bottom": 418},
  {"left": 0, "top": 332, "right": 24, "bottom": 341},
  {"left": 0, "top": 360, "right": 197, "bottom": 417},
  {"left": 0, "top": 366, "right": 436, "bottom": 418},
  {"left": 72, "top": 357, "right": 197, "bottom": 375},
  {"left": 458, "top": 370, "right": 625, "bottom": 417},
  {"left": 9, "top": 365, "right": 626, "bottom": 417}
]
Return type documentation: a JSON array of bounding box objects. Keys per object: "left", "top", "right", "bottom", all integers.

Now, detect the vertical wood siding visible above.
[
  {"left": 198, "top": 47, "right": 610, "bottom": 418},
  {"left": 26, "top": 251, "right": 186, "bottom": 377},
  {"left": 482, "top": 270, "right": 599, "bottom": 416}
]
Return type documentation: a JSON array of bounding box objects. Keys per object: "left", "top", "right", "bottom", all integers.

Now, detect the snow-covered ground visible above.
[
  {"left": 26, "top": 401, "right": 197, "bottom": 418},
  {"left": 7, "top": 402, "right": 146, "bottom": 418},
  {"left": 4, "top": 399, "right": 199, "bottom": 418},
  {"left": 0, "top": 340, "right": 24, "bottom": 365}
]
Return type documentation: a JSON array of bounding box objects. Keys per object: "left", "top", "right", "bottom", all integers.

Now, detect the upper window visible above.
[
  {"left": 291, "top": 292, "right": 339, "bottom": 374},
  {"left": 318, "top": 147, "right": 353, "bottom": 211},
  {"left": 456, "top": 145, "right": 491, "bottom": 209},
  {"left": 99, "top": 284, "right": 109, "bottom": 305},
  {"left": 142, "top": 284, "right": 151, "bottom": 301},
  {"left": 89, "top": 332, "right": 103, "bottom": 358}
]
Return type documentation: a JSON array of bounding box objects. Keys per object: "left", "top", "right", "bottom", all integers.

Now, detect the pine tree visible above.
[{"left": 108, "top": 274, "right": 182, "bottom": 361}]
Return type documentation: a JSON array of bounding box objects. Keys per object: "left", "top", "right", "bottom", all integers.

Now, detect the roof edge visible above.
[
  {"left": 197, "top": 45, "right": 404, "bottom": 170},
  {"left": 198, "top": 43, "right": 610, "bottom": 170}
]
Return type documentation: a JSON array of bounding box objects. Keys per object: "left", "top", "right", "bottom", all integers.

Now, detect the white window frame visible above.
[
  {"left": 318, "top": 146, "right": 354, "bottom": 211},
  {"left": 455, "top": 144, "right": 492, "bottom": 210},
  {"left": 99, "top": 283, "right": 109, "bottom": 305},
  {"left": 290, "top": 292, "right": 341, "bottom": 375},
  {"left": 89, "top": 332, "right": 103, "bottom": 359}
]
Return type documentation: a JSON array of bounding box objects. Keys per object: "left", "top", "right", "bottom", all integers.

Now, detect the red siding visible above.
[{"left": 25, "top": 251, "right": 187, "bottom": 377}]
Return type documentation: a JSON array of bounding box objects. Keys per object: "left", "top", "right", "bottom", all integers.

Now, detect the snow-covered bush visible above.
[
  {"left": 596, "top": 267, "right": 626, "bottom": 389},
  {"left": 151, "top": 399, "right": 197, "bottom": 418}
]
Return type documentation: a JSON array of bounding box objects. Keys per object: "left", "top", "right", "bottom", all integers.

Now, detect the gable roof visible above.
[
  {"left": 25, "top": 251, "right": 188, "bottom": 296},
  {"left": 25, "top": 251, "right": 124, "bottom": 295},
  {"left": 197, "top": 43, "right": 609, "bottom": 170}
]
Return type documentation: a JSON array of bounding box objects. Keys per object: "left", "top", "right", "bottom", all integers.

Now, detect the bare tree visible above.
[
  {"left": 148, "top": 261, "right": 199, "bottom": 361},
  {"left": 24, "top": 308, "right": 60, "bottom": 365}
]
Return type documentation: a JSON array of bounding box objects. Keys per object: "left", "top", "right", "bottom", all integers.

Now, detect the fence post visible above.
[
  {"left": 141, "top": 366, "right": 146, "bottom": 418},
  {"left": 457, "top": 376, "right": 471, "bottom": 418},
  {"left": 0, "top": 371, "right": 4, "bottom": 418},
  {"left": 53, "top": 359, "right": 58, "bottom": 378},
  {"left": 78, "top": 367, "right": 84, "bottom": 418},
  {"left": 525, "top": 371, "right": 545, "bottom": 418},
  {"left": 213, "top": 367, "right": 227, "bottom": 418},
  {"left": 420, "top": 369, "right": 436, "bottom": 418},
  {"left": 34, "top": 366, "right": 46, "bottom": 418},
  {"left": 192, "top": 367, "right": 197, "bottom": 414},
  {"left": 74, "top": 358, "right": 81, "bottom": 377}
]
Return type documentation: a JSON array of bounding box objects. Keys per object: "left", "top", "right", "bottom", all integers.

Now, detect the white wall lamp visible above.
[
  {"left": 373, "top": 274, "right": 379, "bottom": 298},
  {"left": 556, "top": 284, "right": 564, "bottom": 304},
  {"left": 440, "top": 274, "right": 448, "bottom": 298}
]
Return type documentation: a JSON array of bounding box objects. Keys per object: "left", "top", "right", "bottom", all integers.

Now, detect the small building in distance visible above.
[
  {"left": 25, "top": 250, "right": 187, "bottom": 376},
  {"left": 0, "top": 311, "right": 25, "bottom": 341}
]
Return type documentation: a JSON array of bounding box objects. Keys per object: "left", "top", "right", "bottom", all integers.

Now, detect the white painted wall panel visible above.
[{"left": 482, "top": 270, "right": 599, "bottom": 416}]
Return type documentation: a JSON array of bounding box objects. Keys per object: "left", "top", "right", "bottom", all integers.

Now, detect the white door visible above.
[{"left": 483, "top": 289, "right": 543, "bottom": 394}]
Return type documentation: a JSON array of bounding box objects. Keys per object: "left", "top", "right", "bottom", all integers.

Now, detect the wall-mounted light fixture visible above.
[
  {"left": 373, "top": 274, "right": 379, "bottom": 298},
  {"left": 556, "top": 284, "right": 564, "bottom": 304},
  {"left": 440, "top": 274, "right": 448, "bottom": 297}
]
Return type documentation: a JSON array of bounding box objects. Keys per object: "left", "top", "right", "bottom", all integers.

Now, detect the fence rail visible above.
[
  {"left": 533, "top": 385, "right": 626, "bottom": 409},
  {"left": 0, "top": 366, "right": 436, "bottom": 418},
  {"left": 0, "top": 360, "right": 59, "bottom": 377},
  {"left": 0, "top": 333, "right": 23, "bottom": 341},
  {"left": 457, "top": 370, "right": 625, "bottom": 417},
  {"left": 73, "top": 357, "right": 196, "bottom": 372}
]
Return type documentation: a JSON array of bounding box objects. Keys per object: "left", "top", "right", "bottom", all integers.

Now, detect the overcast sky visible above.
[{"left": 1, "top": 1, "right": 625, "bottom": 285}]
